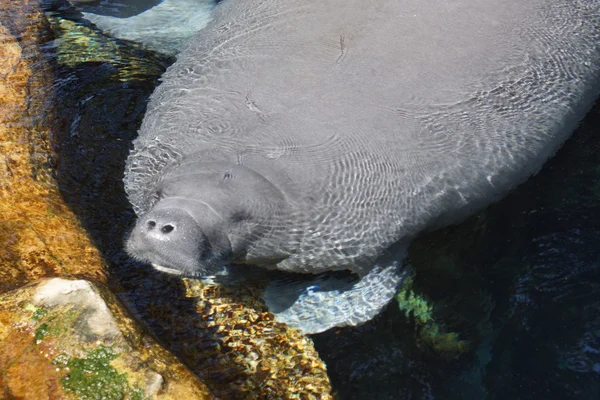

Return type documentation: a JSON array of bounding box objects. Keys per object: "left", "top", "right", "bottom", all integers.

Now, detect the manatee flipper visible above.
[
  {"left": 264, "top": 261, "right": 410, "bottom": 335},
  {"left": 81, "top": 0, "right": 217, "bottom": 56}
]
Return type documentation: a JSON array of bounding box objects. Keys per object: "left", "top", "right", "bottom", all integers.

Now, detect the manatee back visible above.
[{"left": 125, "top": 0, "right": 600, "bottom": 272}]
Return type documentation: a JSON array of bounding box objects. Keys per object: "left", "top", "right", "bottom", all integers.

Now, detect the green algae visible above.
[
  {"left": 396, "top": 276, "right": 470, "bottom": 355},
  {"left": 25, "top": 303, "right": 48, "bottom": 321},
  {"left": 419, "top": 324, "right": 470, "bottom": 354},
  {"left": 396, "top": 276, "right": 433, "bottom": 325},
  {"left": 34, "top": 322, "right": 50, "bottom": 343},
  {"left": 33, "top": 309, "right": 77, "bottom": 344},
  {"left": 56, "top": 345, "right": 147, "bottom": 400},
  {"left": 31, "top": 307, "right": 48, "bottom": 321}
]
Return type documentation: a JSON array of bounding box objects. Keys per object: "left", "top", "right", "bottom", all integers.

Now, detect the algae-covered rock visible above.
[
  {"left": 0, "top": 277, "right": 212, "bottom": 399},
  {"left": 111, "top": 272, "right": 334, "bottom": 399},
  {"left": 48, "top": 11, "right": 169, "bottom": 81},
  {"left": 123, "top": 276, "right": 333, "bottom": 398},
  {"left": 180, "top": 278, "right": 331, "bottom": 399}
]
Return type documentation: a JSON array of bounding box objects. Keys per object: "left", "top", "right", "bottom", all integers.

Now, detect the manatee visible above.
[{"left": 121, "top": 0, "right": 600, "bottom": 334}]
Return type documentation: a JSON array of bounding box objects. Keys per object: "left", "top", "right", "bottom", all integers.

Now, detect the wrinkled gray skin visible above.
[{"left": 117, "top": 0, "right": 600, "bottom": 334}]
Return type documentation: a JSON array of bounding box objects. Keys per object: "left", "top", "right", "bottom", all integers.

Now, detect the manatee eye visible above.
[{"left": 222, "top": 171, "right": 233, "bottom": 181}]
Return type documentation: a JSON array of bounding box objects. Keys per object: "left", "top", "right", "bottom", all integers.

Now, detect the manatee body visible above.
[{"left": 124, "top": 0, "right": 600, "bottom": 333}]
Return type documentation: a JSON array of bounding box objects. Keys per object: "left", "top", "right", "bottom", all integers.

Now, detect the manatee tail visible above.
[
  {"left": 263, "top": 261, "right": 410, "bottom": 335},
  {"left": 81, "top": 0, "right": 217, "bottom": 56}
]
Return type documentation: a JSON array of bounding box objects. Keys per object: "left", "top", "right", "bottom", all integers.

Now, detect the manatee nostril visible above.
[
  {"left": 147, "top": 220, "right": 156, "bottom": 230},
  {"left": 161, "top": 224, "right": 175, "bottom": 234}
]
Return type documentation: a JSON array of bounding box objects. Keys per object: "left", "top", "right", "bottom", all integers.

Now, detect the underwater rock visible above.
[
  {"left": 47, "top": 11, "right": 170, "bottom": 80},
  {"left": 173, "top": 278, "right": 332, "bottom": 399},
  {"left": 0, "top": 277, "right": 212, "bottom": 399}
]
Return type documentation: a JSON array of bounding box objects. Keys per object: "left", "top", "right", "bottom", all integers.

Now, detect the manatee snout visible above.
[{"left": 126, "top": 207, "right": 230, "bottom": 276}]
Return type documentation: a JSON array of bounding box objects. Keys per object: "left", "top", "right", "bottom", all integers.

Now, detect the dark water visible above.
[{"left": 47, "top": 1, "right": 600, "bottom": 399}]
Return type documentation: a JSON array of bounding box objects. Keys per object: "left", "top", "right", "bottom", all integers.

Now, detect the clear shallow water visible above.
[{"left": 47, "top": 1, "right": 600, "bottom": 398}]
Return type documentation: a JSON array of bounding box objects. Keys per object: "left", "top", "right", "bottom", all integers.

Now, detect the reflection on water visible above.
[{"left": 25, "top": 1, "right": 600, "bottom": 399}]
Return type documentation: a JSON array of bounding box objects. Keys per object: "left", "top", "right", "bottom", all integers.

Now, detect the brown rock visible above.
[
  {"left": 177, "top": 279, "right": 332, "bottom": 399},
  {"left": 0, "top": 0, "right": 107, "bottom": 293}
]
